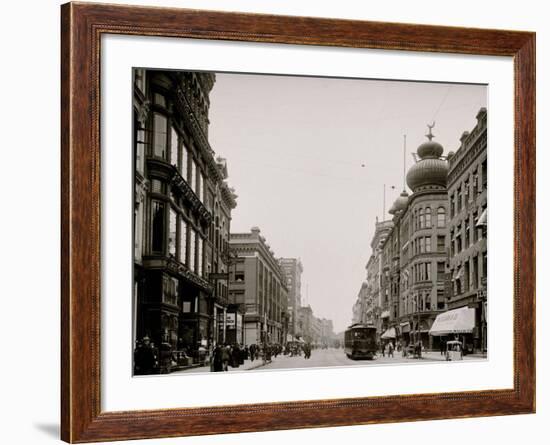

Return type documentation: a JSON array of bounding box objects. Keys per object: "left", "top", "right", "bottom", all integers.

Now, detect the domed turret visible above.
[
  {"left": 392, "top": 190, "right": 409, "bottom": 213},
  {"left": 406, "top": 122, "right": 448, "bottom": 192}
]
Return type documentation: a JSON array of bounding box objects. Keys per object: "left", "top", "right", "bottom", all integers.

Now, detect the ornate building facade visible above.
[
  {"left": 228, "top": 227, "right": 289, "bottom": 345},
  {"left": 359, "top": 126, "right": 450, "bottom": 350},
  {"left": 446, "top": 108, "right": 488, "bottom": 352},
  {"left": 133, "top": 69, "right": 237, "bottom": 370}
]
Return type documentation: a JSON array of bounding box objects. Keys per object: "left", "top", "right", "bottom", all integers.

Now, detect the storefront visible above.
[{"left": 429, "top": 306, "right": 476, "bottom": 353}]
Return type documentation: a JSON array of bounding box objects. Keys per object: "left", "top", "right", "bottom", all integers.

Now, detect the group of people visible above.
[
  {"left": 380, "top": 340, "right": 425, "bottom": 359},
  {"left": 209, "top": 341, "right": 314, "bottom": 372}
]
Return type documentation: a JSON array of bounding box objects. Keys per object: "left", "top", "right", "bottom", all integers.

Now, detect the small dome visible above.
[
  {"left": 417, "top": 140, "right": 444, "bottom": 159},
  {"left": 406, "top": 158, "right": 448, "bottom": 191},
  {"left": 392, "top": 190, "right": 409, "bottom": 213}
]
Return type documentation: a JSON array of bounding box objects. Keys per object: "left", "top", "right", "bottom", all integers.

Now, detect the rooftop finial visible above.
[{"left": 426, "top": 121, "right": 436, "bottom": 141}]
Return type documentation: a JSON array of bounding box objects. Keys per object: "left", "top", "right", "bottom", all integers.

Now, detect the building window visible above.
[
  {"left": 473, "top": 211, "right": 479, "bottom": 242},
  {"left": 181, "top": 143, "right": 189, "bottom": 182},
  {"left": 425, "top": 207, "right": 432, "bottom": 228},
  {"left": 473, "top": 255, "right": 479, "bottom": 289},
  {"left": 168, "top": 207, "right": 177, "bottom": 257},
  {"left": 465, "top": 260, "right": 470, "bottom": 291},
  {"left": 437, "top": 235, "right": 445, "bottom": 252},
  {"left": 163, "top": 276, "right": 178, "bottom": 306},
  {"left": 466, "top": 222, "right": 470, "bottom": 247},
  {"left": 200, "top": 173, "right": 206, "bottom": 203},
  {"left": 482, "top": 160, "right": 488, "bottom": 190},
  {"left": 473, "top": 173, "right": 479, "bottom": 196},
  {"left": 150, "top": 179, "right": 162, "bottom": 194},
  {"left": 465, "top": 179, "right": 470, "bottom": 204},
  {"left": 450, "top": 195, "right": 455, "bottom": 219},
  {"left": 153, "top": 113, "right": 168, "bottom": 159},
  {"left": 154, "top": 92, "right": 166, "bottom": 107},
  {"left": 189, "top": 229, "right": 196, "bottom": 272},
  {"left": 450, "top": 229, "right": 455, "bottom": 256},
  {"left": 189, "top": 159, "right": 197, "bottom": 193},
  {"left": 197, "top": 237, "right": 203, "bottom": 276},
  {"left": 134, "top": 69, "right": 146, "bottom": 92},
  {"left": 151, "top": 200, "right": 165, "bottom": 253},
  {"left": 179, "top": 218, "right": 187, "bottom": 264},
  {"left": 419, "top": 208, "right": 425, "bottom": 229},
  {"left": 425, "top": 236, "right": 432, "bottom": 253},
  {"left": 170, "top": 126, "right": 179, "bottom": 168},
  {"left": 457, "top": 186, "right": 463, "bottom": 212},
  {"left": 437, "top": 262, "right": 445, "bottom": 280}
]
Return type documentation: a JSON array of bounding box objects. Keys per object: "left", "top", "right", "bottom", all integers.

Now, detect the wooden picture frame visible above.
[{"left": 61, "top": 2, "right": 535, "bottom": 442}]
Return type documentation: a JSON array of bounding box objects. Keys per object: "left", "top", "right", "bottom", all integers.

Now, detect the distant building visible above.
[
  {"left": 446, "top": 108, "right": 488, "bottom": 352},
  {"left": 278, "top": 258, "right": 303, "bottom": 340},
  {"left": 229, "top": 227, "right": 289, "bottom": 345},
  {"left": 319, "top": 318, "right": 335, "bottom": 345}
]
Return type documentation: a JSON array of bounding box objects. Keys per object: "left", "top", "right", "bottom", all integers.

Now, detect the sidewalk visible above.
[
  {"left": 171, "top": 357, "right": 272, "bottom": 374},
  {"left": 403, "top": 351, "right": 487, "bottom": 361}
]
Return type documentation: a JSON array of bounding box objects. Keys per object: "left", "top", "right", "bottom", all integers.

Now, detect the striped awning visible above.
[{"left": 429, "top": 307, "right": 475, "bottom": 336}]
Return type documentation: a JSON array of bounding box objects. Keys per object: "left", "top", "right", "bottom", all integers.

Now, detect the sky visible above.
[{"left": 207, "top": 72, "right": 486, "bottom": 333}]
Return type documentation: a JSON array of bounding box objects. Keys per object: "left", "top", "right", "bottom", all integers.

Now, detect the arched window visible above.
[
  {"left": 437, "top": 207, "right": 446, "bottom": 228},
  {"left": 419, "top": 208, "right": 425, "bottom": 229},
  {"left": 425, "top": 207, "right": 432, "bottom": 228}
]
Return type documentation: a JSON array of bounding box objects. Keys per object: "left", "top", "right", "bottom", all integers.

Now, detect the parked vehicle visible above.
[{"left": 446, "top": 340, "right": 463, "bottom": 361}]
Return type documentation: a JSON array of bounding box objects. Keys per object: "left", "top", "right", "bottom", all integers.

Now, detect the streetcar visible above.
[{"left": 344, "top": 323, "right": 377, "bottom": 359}]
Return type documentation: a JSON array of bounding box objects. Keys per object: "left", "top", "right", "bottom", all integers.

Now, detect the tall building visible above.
[
  {"left": 229, "top": 227, "right": 289, "bottom": 345},
  {"left": 363, "top": 220, "right": 393, "bottom": 334},
  {"left": 444, "top": 108, "right": 488, "bottom": 352},
  {"left": 132, "top": 69, "right": 237, "bottom": 370},
  {"left": 352, "top": 282, "right": 369, "bottom": 324},
  {"left": 278, "top": 258, "right": 303, "bottom": 340},
  {"left": 395, "top": 126, "right": 450, "bottom": 349},
  {"left": 362, "top": 125, "right": 449, "bottom": 350}
]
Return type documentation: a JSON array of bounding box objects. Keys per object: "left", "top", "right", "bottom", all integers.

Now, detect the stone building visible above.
[
  {"left": 443, "top": 108, "right": 488, "bottom": 352},
  {"left": 372, "top": 126, "right": 449, "bottom": 350},
  {"left": 228, "top": 227, "right": 289, "bottom": 345},
  {"left": 364, "top": 220, "right": 393, "bottom": 336},
  {"left": 132, "top": 69, "right": 237, "bottom": 369},
  {"left": 278, "top": 258, "right": 303, "bottom": 340}
]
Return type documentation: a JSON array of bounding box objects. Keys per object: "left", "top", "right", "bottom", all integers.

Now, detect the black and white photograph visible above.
[{"left": 132, "top": 68, "right": 488, "bottom": 376}]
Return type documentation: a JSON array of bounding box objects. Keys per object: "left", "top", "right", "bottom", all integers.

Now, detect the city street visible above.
[
  {"left": 173, "top": 347, "right": 485, "bottom": 374},
  {"left": 261, "top": 347, "right": 438, "bottom": 370}
]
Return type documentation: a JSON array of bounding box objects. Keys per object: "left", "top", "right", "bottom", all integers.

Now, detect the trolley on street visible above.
[{"left": 344, "top": 323, "right": 377, "bottom": 360}]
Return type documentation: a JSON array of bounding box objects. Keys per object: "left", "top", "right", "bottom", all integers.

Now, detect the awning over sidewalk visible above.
[
  {"left": 429, "top": 306, "right": 475, "bottom": 336},
  {"left": 400, "top": 322, "right": 410, "bottom": 333},
  {"left": 380, "top": 310, "right": 390, "bottom": 319},
  {"left": 381, "top": 327, "right": 396, "bottom": 339}
]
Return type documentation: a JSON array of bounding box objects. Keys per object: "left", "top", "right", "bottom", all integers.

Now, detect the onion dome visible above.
[
  {"left": 406, "top": 123, "right": 448, "bottom": 192},
  {"left": 392, "top": 190, "right": 409, "bottom": 213}
]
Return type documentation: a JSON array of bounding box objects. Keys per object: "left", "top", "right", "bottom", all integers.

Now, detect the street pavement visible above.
[{"left": 172, "top": 347, "right": 485, "bottom": 374}]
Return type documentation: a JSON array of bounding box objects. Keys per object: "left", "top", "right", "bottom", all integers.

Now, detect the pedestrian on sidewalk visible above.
[
  {"left": 388, "top": 341, "right": 394, "bottom": 358},
  {"left": 212, "top": 344, "right": 224, "bottom": 372},
  {"left": 222, "top": 344, "right": 231, "bottom": 371}
]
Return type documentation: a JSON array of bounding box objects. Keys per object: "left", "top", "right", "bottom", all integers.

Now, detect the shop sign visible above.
[{"left": 226, "top": 313, "right": 236, "bottom": 329}]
